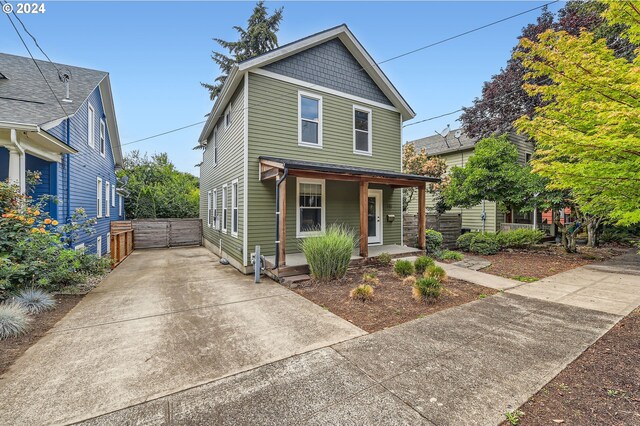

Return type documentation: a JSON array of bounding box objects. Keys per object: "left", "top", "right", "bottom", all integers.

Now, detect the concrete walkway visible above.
[
  {"left": 437, "top": 261, "right": 521, "bottom": 290},
  {"left": 0, "top": 247, "right": 365, "bottom": 425}
]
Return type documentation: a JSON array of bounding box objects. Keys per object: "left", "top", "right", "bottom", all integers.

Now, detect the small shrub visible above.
[
  {"left": 0, "top": 302, "right": 31, "bottom": 340},
  {"left": 13, "top": 288, "right": 56, "bottom": 314},
  {"left": 478, "top": 293, "right": 487, "bottom": 299},
  {"left": 456, "top": 232, "right": 477, "bottom": 252},
  {"left": 412, "top": 277, "right": 442, "bottom": 302},
  {"left": 469, "top": 233, "right": 500, "bottom": 255},
  {"left": 414, "top": 256, "right": 435, "bottom": 274},
  {"left": 300, "top": 225, "right": 355, "bottom": 281},
  {"left": 512, "top": 275, "right": 538, "bottom": 283},
  {"left": 437, "top": 250, "right": 464, "bottom": 261},
  {"left": 362, "top": 272, "right": 380, "bottom": 286},
  {"left": 425, "top": 265, "right": 447, "bottom": 281},
  {"left": 350, "top": 284, "right": 374, "bottom": 302},
  {"left": 497, "top": 229, "right": 545, "bottom": 249},
  {"left": 425, "top": 229, "right": 444, "bottom": 254},
  {"left": 402, "top": 276, "right": 417, "bottom": 287},
  {"left": 504, "top": 409, "right": 524, "bottom": 425},
  {"left": 393, "top": 259, "right": 415, "bottom": 277},
  {"left": 376, "top": 252, "right": 392, "bottom": 266}
]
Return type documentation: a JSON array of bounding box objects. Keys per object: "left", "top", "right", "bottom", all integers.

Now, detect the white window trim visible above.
[
  {"left": 212, "top": 126, "right": 218, "bottom": 166},
  {"left": 298, "top": 91, "right": 323, "bottom": 149},
  {"left": 231, "top": 179, "right": 238, "bottom": 237},
  {"left": 74, "top": 243, "right": 85, "bottom": 252},
  {"left": 207, "top": 190, "right": 212, "bottom": 227},
  {"left": 296, "top": 178, "right": 326, "bottom": 238},
  {"left": 96, "top": 177, "right": 103, "bottom": 218},
  {"left": 224, "top": 105, "right": 232, "bottom": 129},
  {"left": 112, "top": 185, "right": 116, "bottom": 207},
  {"left": 222, "top": 184, "right": 228, "bottom": 234},
  {"left": 353, "top": 105, "right": 373, "bottom": 156},
  {"left": 213, "top": 189, "right": 218, "bottom": 230},
  {"left": 105, "top": 182, "right": 110, "bottom": 217},
  {"left": 106, "top": 232, "right": 111, "bottom": 254},
  {"left": 119, "top": 195, "right": 123, "bottom": 216},
  {"left": 99, "top": 119, "right": 106, "bottom": 157},
  {"left": 97, "top": 235, "right": 102, "bottom": 257},
  {"left": 87, "top": 104, "right": 95, "bottom": 148}
]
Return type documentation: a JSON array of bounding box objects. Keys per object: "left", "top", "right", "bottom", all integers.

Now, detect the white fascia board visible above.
[
  {"left": 99, "top": 76, "right": 124, "bottom": 169},
  {"left": 198, "top": 66, "right": 240, "bottom": 143}
]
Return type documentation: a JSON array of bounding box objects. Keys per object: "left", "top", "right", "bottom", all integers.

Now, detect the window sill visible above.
[
  {"left": 296, "top": 231, "right": 325, "bottom": 239},
  {"left": 231, "top": 232, "right": 238, "bottom": 238},
  {"left": 353, "top": 150, "right": 372, "bottom": 156},
  {"left": 298, "top": 142, "right": 323, "bottom": 149}
]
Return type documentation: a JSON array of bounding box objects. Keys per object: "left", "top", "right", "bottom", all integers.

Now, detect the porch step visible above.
[{"left": 281, "top": 274, "right": 311, "bottom": 287}]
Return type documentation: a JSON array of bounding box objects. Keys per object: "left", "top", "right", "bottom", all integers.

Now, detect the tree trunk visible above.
[{"left": 586, "top": 218, "right": 602, "bottom": 248}]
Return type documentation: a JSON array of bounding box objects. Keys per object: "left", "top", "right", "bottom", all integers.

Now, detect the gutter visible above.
[{"left": 274, "top": 168, "right": 288, "bottom": 269}]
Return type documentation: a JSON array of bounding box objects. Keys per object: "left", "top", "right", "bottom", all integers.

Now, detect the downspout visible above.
[
  {"left": 9, "top": 129, "right": 26, "bottom": 193},
  {"left": 274, "top": 168, "right": 288, "bottom": 269}
]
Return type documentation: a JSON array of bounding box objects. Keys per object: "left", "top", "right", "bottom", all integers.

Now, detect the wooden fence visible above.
[
  {"left": 132, "top": 218, "right": 202, "bottom": 249},
  {"left": 110, "top": 221, "right": 134, "bottom": 268},
  {"left": 403, "top": 213, "right": 462, "bottom": 249}
]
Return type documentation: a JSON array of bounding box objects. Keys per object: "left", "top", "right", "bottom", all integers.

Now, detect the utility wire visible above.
[
  {"left": 7, "top": 2, "right": 60, "bottom": 73},
  {"left": 122, "top": 0, "right": 559, "bottom": 146},
  {"left": 2, "top": 4, "right": 69, "bottom": 118},
  {"left": 122, "top": 121, "right": 207, "bottom": 146}
]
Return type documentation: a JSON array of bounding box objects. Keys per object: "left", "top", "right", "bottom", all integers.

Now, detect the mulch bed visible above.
[
  {"left": 477, "top": 245, "right": 627, "bottom": 281},
  {"left": 0, "top": 294, "right": 84, "bottom": 376},
  {"left": 292, "top": 262, "right": 497, "bottom": 333},
  {"left": 501, "top": 308, "right": 640, "bottom": 425}
]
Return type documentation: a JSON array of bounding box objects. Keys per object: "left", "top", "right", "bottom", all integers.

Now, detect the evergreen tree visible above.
[{"left": 202, "top": 1, "right": 284, "bottom": 100}]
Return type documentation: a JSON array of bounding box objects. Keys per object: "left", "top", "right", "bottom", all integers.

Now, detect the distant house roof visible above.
[
  {"left": 0, "top": 53, "right": 123, "bottom": 167},
  {"left": 408, "top": 129, "right": 478, "bottom": 156},
  {"left": 199, "top": 24, "right": 416, "bottom": 143}
]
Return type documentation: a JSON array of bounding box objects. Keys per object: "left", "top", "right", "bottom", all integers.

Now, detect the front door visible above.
[{"left": 367, "top": 189, "right": 382, "bottom": 245}]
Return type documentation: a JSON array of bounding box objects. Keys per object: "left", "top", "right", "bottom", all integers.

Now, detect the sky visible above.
[{"left": 1, "top": 1, "right": 564, "bottom": 176}]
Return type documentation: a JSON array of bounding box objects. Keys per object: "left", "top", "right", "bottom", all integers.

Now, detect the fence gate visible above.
[{"left": 132, "top": 219, "right": 202, "bottom": 249}]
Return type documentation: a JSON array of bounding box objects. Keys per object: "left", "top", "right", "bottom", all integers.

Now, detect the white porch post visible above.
[{"left": 8, "top": 129, "right": 26, "bottom": 193}]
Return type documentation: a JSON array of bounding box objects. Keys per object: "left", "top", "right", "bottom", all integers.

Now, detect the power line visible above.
[
  {"left": 2, "top": 4, "right": 69, "bottom": 118},
  {"left": 122, "top": 0, "right": 558, "bottom": 146},
  {"left": 7, "top": 3, "right": 60, "bottom": 73},
  {"left": 121, "top": 121, "right": 207, "bottom": 146}
]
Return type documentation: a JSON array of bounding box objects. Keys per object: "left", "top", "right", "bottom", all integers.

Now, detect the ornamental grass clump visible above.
[
  {"left": 402, "top": 276, "right": 417, "bottom": 287},
  {"left": 350, "top": 284, "right": 374, "bottom": 302},
  {"left": 412, "top": 277, "right": 442, "bottom": 302},
  {"left": 376, "top": 252, "right": 392, "bottom": 266},
  {"left": 393, "top": 259, "right": 415, "bottom": 277},
  {"left": 300, "top": 224, "right": 355, "bottom": 281},
  {"left": 362, "top": 271, "right": 380, "bottom": 286},
  {"left": 437, "top": 250, "right": 464, "bottom": 261},
  {"left": 0, "top": 302, "right": 31, "bottom": 340},
  {"left": 414, "top": 256, "right": 435, "bottom": 275},
  {"left": 424, "top": 265, "right": 447, "bottom": 282},
  {"left": 14, "top": 288, "right": 56, "bottom": 314}
]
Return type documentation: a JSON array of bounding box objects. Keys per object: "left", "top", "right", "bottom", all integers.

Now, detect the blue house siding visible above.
[
  {"left": 47, "top": 86, "right": 123, "bottom": 255},
  {"left": 24, "top": 154, "right": 58, "bottom": 219}
]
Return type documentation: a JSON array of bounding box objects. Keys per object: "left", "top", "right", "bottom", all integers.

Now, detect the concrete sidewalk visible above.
[
  {"left": 437, "top": 261, "right": 521, "bottom": 290},
  {"left": 81, "top": 293, "right": 619, "bottom": 425},
  {"left": 0, "top": 247, "right": 365, "bottom": 426}
]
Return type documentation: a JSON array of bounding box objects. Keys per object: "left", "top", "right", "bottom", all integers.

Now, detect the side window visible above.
[
  {"left": 297, "top": 178, "right": 325, "bottom": 237},
  {"left": 525, "top": 152, "right": 532, "bottom": 164},
  {"left": 231, "top": 179, "right": 238, "bottom": 237},
  {"left": 224, "top": 104, "right": 232, "bottom": 129},
  {"left": 105, "top": 182, "right": 110, "bottom": 217},
  {"left": 96, "top": 235, "right": 102, "bottom": 257},
  {"left": 213, "top": 126, "right": 218, "bottom": 166},
  {"left": 207, "top": 190, "right": 212, "bottom": 227},
  {"left": 222, "top": 184, "right": 228, "bottom": 233},
  {"left": 298, "top": 92, "right": 322, "bottom": 147},
  {"left": 96, "top": 177, "right": 103, "bottom": 218},
  {"left": 353, "top": 106, "right": 372, "bottom": 155},
  {"left": 99, "top": 119, "right": 106, "bottom": 157},
  {"left": 106, "top": 232, "right": 111, "bottom": 254},
  {"left": 112, "top": 185, "right": 116, "bottom": 207},
  {"left": 213, "top": 189, "right": 218, "bottom": 229},
  {"left": 87, "top": 104, "right": 95, "bottom": 148}
]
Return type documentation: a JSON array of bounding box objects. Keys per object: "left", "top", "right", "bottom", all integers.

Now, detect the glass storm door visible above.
[{"left": 367, "top": 189, "right": 382, "bottom": 244}]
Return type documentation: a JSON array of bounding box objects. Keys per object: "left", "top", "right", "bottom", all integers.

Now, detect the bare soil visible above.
[
  {"left": 0, "top": 294, "right": 83, "bottom": 376},
  {"left": 501, "top": 308, "right": 640, "bottom": 425},
  {"left": 477, "top": 245, "right": 626, "bottom": 281},
  {"left": 292, "top": 261, "right": 497, "bottom": 333}
]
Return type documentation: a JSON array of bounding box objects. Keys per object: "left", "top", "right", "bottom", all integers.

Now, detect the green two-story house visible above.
[{"left": 198, "top": 25, "right": 437, "bottom": 275}]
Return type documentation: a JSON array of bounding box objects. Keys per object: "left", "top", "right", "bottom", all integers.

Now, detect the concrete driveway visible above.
[{"left": 0, "top": 247, "right": 365, "bottom": 425}]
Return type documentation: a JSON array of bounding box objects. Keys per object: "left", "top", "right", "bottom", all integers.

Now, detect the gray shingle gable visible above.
[{"left": 263, "top": 38, "right": 393, "bottom": 106}]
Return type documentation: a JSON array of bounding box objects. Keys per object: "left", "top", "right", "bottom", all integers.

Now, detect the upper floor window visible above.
[
  {"left": 353, "top": 106, "right": 372, "bottom": 155},
  {"left": 105, "top": 182, "right": 110, "bottom": 217},
  {"left": 96, "top": 177, "right": 103, "bottom": 218},
  {"left": 298, "top": 92, "right": 322, "bottom": 147},
  {"left": 213, "top": 126, "right": 218, "bottom": 165},
  {"left": 99, "top": 119, "right": 106, "bottom": 157},
  {"left": 112, "top": 185, "right": 116, "bottom": 207},
  {"left": 224, "top": 105, "right": 232, "bottom": 129},
  {"left": 87, "top": 104, "right": 95, "bottom": 148}
]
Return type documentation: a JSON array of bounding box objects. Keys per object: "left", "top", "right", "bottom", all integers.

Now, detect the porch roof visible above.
[{"left": 259, "top": 156, "right": 440, "bottom": 187}]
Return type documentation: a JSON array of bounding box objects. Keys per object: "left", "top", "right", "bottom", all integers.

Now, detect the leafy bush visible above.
[
  {"left": 362, "top": 271, "right": 380, "bottom": 286},
  {"left": 402, "top": 276, "right": 417, "bottom": 287},
  {"left": 600, "top": 225, "right": 640, "bottom": 245},
  {"left": 437, "top": 250, "right": 464, "bottom": 261},
  {"left": 0, "top": 302, "right": 31, "bottom": 340},
  {"left": 376, "top": 252, "right": 392, "bottom": 266},
  {"left": 497, "top": 229, "right": 545, "bottom": 249},
  {"left": 393, "top": 259, "right": 415, "bottom": 277},
  {"left": 412, "top": 277, "right": 442, "bottom": 302},
  {"left": 456, "top": 232, "right": 478, "bottom": 252},
  {"left": 414, "top": 256, "right": 435, "bottom": 274},
  {"left": 425, "top": 265, "right": 447, "bottom": 281},
  {"left": 469, "top": 233, "right": 500, "bottom": 255},
  {"left": 300, "top": 224, "right": 354, "bottom": 281},
  {"left": 425, "top": 229, "right": 444, "bottom": 254},
  {"left": 13, "top": 288, "right": 56, "bottom": 314},
  {"left": 350, "top": 284, "right": 374, "bottom": 301}
]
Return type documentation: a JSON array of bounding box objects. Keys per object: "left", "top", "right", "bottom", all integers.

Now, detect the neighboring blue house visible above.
[{"left": 0, "top": 53, "right": 124, "bottom": 256}]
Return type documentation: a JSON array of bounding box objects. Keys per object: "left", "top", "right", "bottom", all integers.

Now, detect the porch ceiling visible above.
[{"left": 259, "top": 156, "right": 440, "bottom": 188}]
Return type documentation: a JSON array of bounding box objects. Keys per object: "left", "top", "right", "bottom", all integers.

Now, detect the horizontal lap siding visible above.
[
  {"left": 200, "top": 79, "right": 245, "bottom": 264},
  {"left": 247, "top": 72, "right": 402, "bottom": 257}
]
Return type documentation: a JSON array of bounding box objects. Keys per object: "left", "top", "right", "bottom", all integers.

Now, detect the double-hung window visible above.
[
  {"left": 298, "top": 92, "right": 322, "bottom": 147},
  {"left": 105, "top": 182, "right": 110, "bottom": 217},
  {"left": 112, "top": 185, "right": 116, "bottom": 207},
  {"left": 222, "top": 184, "right": 228, "bottom": 233},
  {"left": 87, "top": 104, "right": 95, "bottom": 148},
  {"left": 207, "top": 190, "right": 212, "bottom": 227},
  {"left": 119, "top": 195, "right": 123, "bottom": 216},
  {"left": 99, "top": 119, "right": 106, "bottom": 157},
  {"left": 212, "top": 126, "right": 218, "bottom": 165},
  {"left": 213, "top": 189, "right": 218, "bottom": 229},
  {"left": 225, "top": 105, "right": 232, "bottom": 129},
  {"left": 353, "top": 106, "right": 372, "bottom": 155},
  {"left": 231, "top": 179, "right": 238, "bottom": 237},
  {"left": 106, "top": 232, "right": 111, "bottom": 254},
  {"left": 297, "top": 178, "right": 325, "bottom": 237},
  {"left": 96, "top": 177, "right": 103, "bottom": 218}
]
